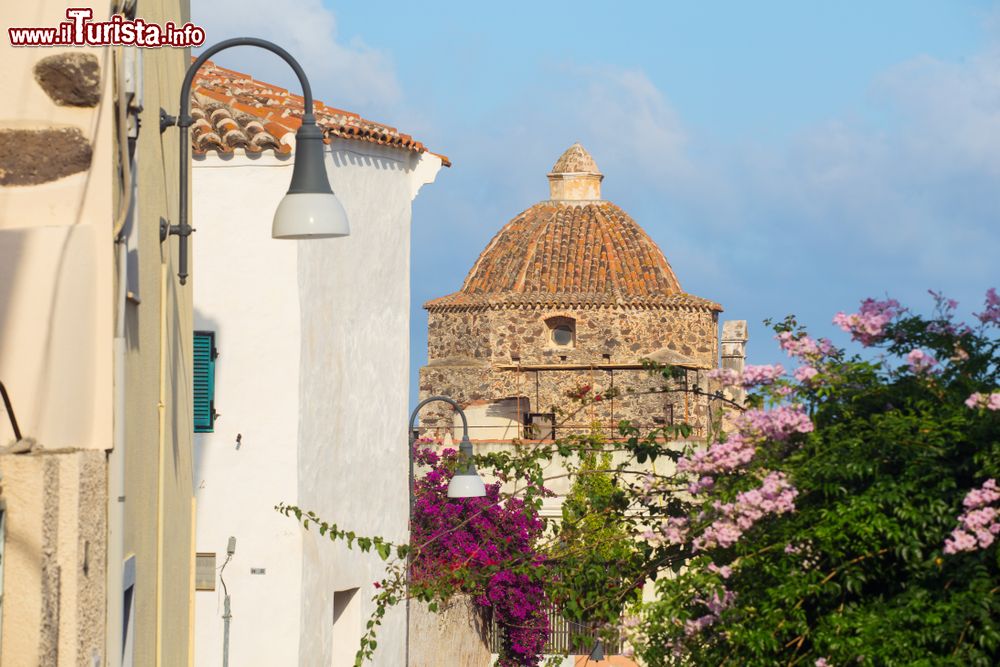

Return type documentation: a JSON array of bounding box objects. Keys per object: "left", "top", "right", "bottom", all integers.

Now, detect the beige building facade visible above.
[{"left": 0, "top": 1, "right": 195, "bottom": 664}]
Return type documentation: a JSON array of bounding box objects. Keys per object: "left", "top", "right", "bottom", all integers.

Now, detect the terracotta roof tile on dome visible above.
[
  {"left": 426, "top": 143, "right": 721, "bottom": 313},
  {"left": 425, "top": 200, "right": 722, "bottom": 312},
  {"left": 188, "top": 60, "right": 449, "bottom": 165}
]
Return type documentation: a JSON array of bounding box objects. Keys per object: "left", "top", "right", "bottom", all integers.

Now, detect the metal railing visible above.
[{"left": 485, "top": 604, "right": 622, "bottom": 656}]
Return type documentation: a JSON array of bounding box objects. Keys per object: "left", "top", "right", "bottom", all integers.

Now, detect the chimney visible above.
[{"left": 720, "top": 320, "right": 749, "bottom": 405}]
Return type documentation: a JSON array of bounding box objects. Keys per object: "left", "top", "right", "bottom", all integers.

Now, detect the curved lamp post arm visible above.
[
  {"left": 407, "top": 395, "right": 484, "bottom": 503},
  {"left": 175, "top": 38, "right": 315, "bottom": 128},
  {"left": 408, "top": 394, "right": 469, "bottom": 442},
  {"left": 160, "top": 38, "right": 327, "bottom": 284}
]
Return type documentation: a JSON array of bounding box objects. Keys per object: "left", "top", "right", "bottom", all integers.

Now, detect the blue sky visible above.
[{"left": 193, "top": 1, "right": 1000, "bottom": 408}]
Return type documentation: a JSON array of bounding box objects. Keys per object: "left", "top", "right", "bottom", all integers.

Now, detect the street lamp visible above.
[
  {"left": 160, "top": 37, "right": 349, "bottom": 285},
  {"left": 408, "top": 395, "right": 486, "bottom": 500}
]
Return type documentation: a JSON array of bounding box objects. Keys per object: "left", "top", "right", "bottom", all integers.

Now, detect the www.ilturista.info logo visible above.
[{"left": 8, "top": 8, "right": 206, "bottom": 48}]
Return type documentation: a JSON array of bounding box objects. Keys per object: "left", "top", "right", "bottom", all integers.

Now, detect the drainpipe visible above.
[
  {"left": 106, "top": 240, "right": 127, "bottom": 667},
  {"left": 107, "top": 36, "right": 137, "bottom": 667}
]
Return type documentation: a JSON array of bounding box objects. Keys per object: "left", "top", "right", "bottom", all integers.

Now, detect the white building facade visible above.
[{"left": 188, "top": 62, "right": 444, "bottom": 666}]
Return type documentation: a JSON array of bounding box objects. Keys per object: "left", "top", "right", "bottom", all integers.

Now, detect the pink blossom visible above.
[
  {"left": 684, "top": 614, "right": 715, "bottom": 636},
  {"left": 962, "top": 479, "right": 999, "bottom": 509},
  {"left": 737, "top": 405, "right": 814, "bottom": 441},
  {"left": 707, "top": 367, "right": 741, "bottom": 386},
  {"left": 833, "top": 298, "right": 900, "bottom": 346},
  {"left": 776, "top": 332, "right": 834, "bottom": 360},
  {"left": 688, "top": 476, "right": 716, "bottom": 494},
  {"left": 906, "top": 349, "right": 938, "bottom": 374},
  {"left": 644, "top": 517, "right": 689, "bottom": 548},
  {"left": 707, "top": 563, "right": 732, "bottom": 579},
  {"left": 944, "top": 480, "right": 1000, "bottom": 554},
  {"left": 677, "top": 433, "right": 756, "bottom": 476},
  {"left": 709, "top": 364, "right": 786, "bottom": 388},
  {"left": 965, "top": 392, "right": 1000, "bottom": 411},
  {"left": 684, "top": 588, "right": 735, "bottom": 635},
  {"left": 694, "top": 472, "right": 798, "bottom": 550},
  {"left": 740, "top": 364, "right": 786, "bottom": 387},
  {"left": 974, "top": 287, "right": 1000, "bottom": 325},
  {"left": 815, "top": 659, "right": 832, "bottom": 667},
  {"left": 794, "top": 366, "right": 818, "bottom": 383},
  {"left": 704, "top": 588, "right": 736, "bottom": 614}
]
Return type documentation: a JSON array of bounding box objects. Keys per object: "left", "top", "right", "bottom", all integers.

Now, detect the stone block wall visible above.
[
  {"left": 420, "top": 364, "right": 715, "bottom": 440},
  {"left": 427, "top": 305, "right": 718, "bottom": 369},
  {"left": 422, "top": 304, "right": 721, "bottom": 439}
]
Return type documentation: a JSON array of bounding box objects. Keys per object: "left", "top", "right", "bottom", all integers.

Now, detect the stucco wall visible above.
[
  {"left": 191, "top": 141, "right": 441, "bottom": 666},
  {"left": 408, "top": 597, "right": 493, "bottom": 667},
  {"left": 0, "top": 3, "right": 113, "bottom": 451},
  {"left": 120, "top": 3, "right": 195, "bottom": 665},
  {"left": 191, "top": 152, "right": 303, "bottom": 667},
  {"left": 297, "top": 141, "right": 441, "bottom": 666}
]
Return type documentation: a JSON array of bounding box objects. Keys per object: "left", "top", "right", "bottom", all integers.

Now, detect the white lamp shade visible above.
[
  {"left": 272, "top": 192, "right": 350, "bottom": 239},
  {"left": 447, "top": 472, "right": 486, "bottom": 498}
]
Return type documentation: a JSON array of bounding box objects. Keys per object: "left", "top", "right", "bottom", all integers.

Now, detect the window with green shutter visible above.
[{"left": 193, "top": 331, "right": 217, "bottom": 433}]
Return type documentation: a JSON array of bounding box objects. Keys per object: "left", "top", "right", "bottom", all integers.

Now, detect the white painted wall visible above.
[
  {"left": 192, "top": 152, "right": 303, "bottom": 667},
  {"left": 192, "top": 141, "right": 442, "bottom": 666},
  {"left": 297, "top": 141, "right": 441, "bottom": 667}
]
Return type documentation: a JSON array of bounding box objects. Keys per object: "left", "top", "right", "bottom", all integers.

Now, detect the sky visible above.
[{"left": 192, "top": 1, "right": 1000, "bottom": 408}]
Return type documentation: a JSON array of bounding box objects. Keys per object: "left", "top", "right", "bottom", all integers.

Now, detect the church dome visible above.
[{"left": 425, "top": 144, "right": 721, "bottom": 312}]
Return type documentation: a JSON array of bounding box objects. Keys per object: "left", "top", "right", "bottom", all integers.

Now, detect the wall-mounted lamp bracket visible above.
[
  {"left": 159, "top": 217, "right": 193, "bottom": 244},
  {"left": 159, "top": 108, "right": 176, "bottom": 133}
]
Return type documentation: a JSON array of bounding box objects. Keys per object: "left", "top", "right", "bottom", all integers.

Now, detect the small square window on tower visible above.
[{"left": 545, "top": 316, "right": 575, "bottom": 348}]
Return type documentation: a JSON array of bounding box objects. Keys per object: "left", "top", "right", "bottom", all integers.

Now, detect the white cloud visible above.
[{"left": 191, "top": 0, "right": 401, "bottom": 114}]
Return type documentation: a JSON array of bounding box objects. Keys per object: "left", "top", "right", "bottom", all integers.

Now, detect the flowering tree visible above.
[
  {"left": 409, "top": 444, "right": 549, "bottom": 667},
  {"left": 279, "top": 288, "right": 1000, "bottom": 666},
  {"left": 624, "top": 289, "right": 1000, "bottom": 665}
]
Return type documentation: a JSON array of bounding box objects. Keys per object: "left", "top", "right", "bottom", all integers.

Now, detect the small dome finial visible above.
[
  {"left": 548, "top": 143, "right": 603, "bottom": 201},
  {"left": 550, "top": 142, "right": 600, "bottom": 174}
]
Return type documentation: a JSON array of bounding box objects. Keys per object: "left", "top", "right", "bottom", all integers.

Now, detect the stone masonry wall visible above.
[
  {"left": 428, "top": 306, "right": 718, "bottom": 369},
  {"left": 419, "top": 364, "right": 715, "bottom": 440},
  {"left": 422, "top": 304, "right": 719, "bottom": 438}
]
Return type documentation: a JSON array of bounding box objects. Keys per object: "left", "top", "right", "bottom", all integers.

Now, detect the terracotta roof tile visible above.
[
  {"left": 189, "top": 60, "right": 449, "bottom": 165},
  {"left": 425, "top": 200, "right": 722, "bottom": 313}
]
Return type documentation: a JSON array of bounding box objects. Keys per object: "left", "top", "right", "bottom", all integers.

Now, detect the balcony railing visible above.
[{"left": 485, "top": 603, "right": 623, "bottom": 656}]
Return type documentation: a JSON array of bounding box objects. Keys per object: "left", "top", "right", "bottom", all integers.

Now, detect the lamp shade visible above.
[
  {"left": 271, "top": 120, "right": 350, "bottom": 239},
  {"left": 272, "top": 192, "right": 349, "bottom": 239},
  {"left": 447, "top": 471, "right": 486, "bottom": 498}
]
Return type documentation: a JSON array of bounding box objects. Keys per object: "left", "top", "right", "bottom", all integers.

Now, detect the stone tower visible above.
[{"left": 420, "top": 143, "right": 739, "bottom": 441}]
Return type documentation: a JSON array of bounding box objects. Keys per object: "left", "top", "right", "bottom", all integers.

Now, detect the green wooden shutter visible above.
[{"left": 193, "top": 331, "right": 216, "bottom": 433}]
